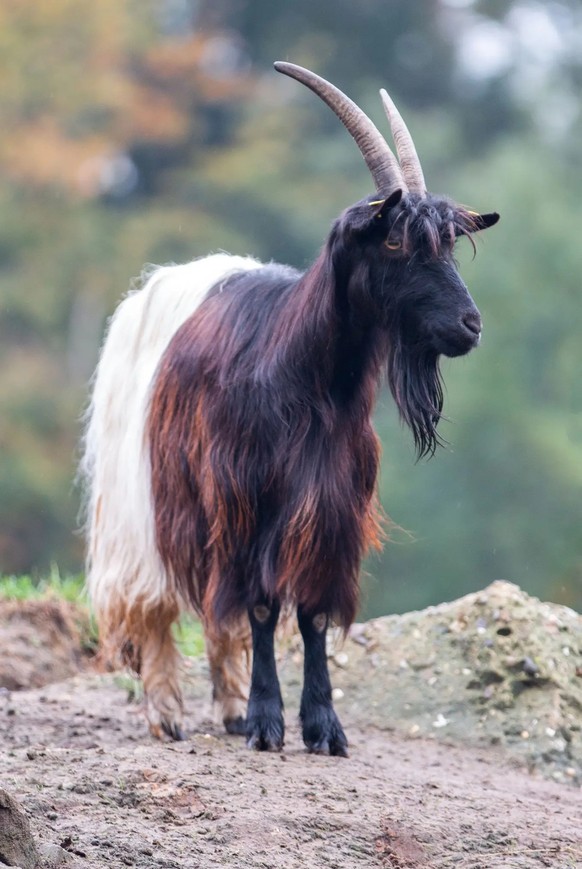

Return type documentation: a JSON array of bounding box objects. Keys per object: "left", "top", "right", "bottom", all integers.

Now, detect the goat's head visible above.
[{"left": 275, "top": 62, "right": 499, "bottom": 457}]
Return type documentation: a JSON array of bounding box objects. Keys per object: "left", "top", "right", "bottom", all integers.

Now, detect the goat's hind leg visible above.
[
  {"left": 119, "top": 602, "right": 185, "bottom": 741},
  {"left": 205, "top": 615, "right": 251, "bottom": 736},
  {"left": 246, "top": 598, "right": 284, "bottom": 751},
  {"left": 298, "top": 606, "right": 348, "bottom": 757}
]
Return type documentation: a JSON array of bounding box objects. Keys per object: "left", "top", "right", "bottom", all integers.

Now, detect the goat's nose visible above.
[{"left": 462, "top": 310, "right": 482, "bottom": 337}]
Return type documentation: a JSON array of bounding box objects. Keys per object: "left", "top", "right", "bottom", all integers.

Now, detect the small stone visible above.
[
  {"left": 331, "top": 687, "right": 344, "bottom": 702},
  {"left": 448, "top": 618, "right": 466, "bottom": 634},
  {"left": 432, "top": 713, "right": 448, "bottom": 728},
  {"left": 349, "top": 623, "right": 368, "bottom": 646},
  {"left": 522, "top": 657, "right": 539, "bottom": 677},
  {"left": 334, "top": 652, "right": 349, "bottom": 668},
  {"left": 545, "top": 727, "right": 556, "bottom": 737}
]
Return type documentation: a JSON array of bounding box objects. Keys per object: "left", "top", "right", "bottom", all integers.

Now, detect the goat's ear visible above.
[
  {"left": 370, "top": 189, "right": 403, "bottom": 220},
  {"left": 342, "top": 189, "right": 403, "bottom": 235},
  {"left": 457, "top": 211, "right": 500, "bottom": 235}
]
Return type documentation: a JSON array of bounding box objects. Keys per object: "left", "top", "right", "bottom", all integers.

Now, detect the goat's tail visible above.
[{"left": 79, "top": 254, "right": 261, "bottom": 653}]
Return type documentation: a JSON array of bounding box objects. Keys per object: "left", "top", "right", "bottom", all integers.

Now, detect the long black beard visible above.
[{"left": 387, "top": 341, "right": 445, "bottom": 459}]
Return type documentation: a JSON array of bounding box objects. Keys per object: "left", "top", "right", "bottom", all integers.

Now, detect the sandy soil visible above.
[
  {"left": 1, "top": 676, "right": 580, "bottom": 868},
  {"left": 2, "top": 584, "right": 581, "bottom": 869}
]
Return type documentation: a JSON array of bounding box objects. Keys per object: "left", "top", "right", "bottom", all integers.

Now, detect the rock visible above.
[
  {"left": 38, "top": 843, "right": 75, "bottom": 866},
  {"left": 279, "top": 581, "right": 582, "bottom": 784},
  {"left": 0, "top": 788, "right": 39, "bottom": 869}
]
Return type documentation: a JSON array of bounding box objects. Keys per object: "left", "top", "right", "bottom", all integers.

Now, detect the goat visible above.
[{"left": 81, "top": 62, "right": 499, "bottom": 755}]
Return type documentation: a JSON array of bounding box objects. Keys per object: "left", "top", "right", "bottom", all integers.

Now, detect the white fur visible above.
[{"left": 81, "top": 253, "right": 262, "bottom": 620}]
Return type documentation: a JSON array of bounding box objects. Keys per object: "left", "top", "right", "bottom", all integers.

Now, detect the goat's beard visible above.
[{"left": 387, "top": 340, "right": 444, "bottom": 459}]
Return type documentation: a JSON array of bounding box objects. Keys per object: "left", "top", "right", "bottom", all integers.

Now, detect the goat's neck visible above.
[{"left": 286, "top": 249, "right": 387, "bottom": 407}]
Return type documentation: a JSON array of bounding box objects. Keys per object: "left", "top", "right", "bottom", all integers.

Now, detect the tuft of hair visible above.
[{"left": 386, "top": 342, "right": 445, "bottom": 459}]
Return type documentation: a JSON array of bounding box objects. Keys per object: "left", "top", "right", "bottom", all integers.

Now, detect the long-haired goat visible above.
[{"left": 81, "top": 62, "right": 499, "bottom": 756}]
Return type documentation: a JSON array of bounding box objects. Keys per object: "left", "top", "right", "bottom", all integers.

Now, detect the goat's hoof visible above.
[
  {"left": 307, "top": 735, "right": 348, "bottom": 757},
  {"left": 224, "top": 715, "right": 246, "bottom": 736},
  {"left": 145, "top": 692, "right": 185, "bottom": 742},
  {"left": 245, "top": 708, "right": 284, "bottom": 752},
  {"left": 246, "top": 729, "right": 284, "bottom": 752},
  {"left": 148, "top": 719, "right": 186, "bottom": 741},
  {"left": 302, "top": 709, "right": 348, "bottom": 757},
  {"left": 161, "top": 719, "right": 186, "bottom": 741}
]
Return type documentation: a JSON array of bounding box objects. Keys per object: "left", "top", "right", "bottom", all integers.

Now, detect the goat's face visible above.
[
  {"left": 331, "top": 190, "right": 499, "bottom": 456},
  {"left": 336, "top": 190, "right": 499, "bottom": 359}
]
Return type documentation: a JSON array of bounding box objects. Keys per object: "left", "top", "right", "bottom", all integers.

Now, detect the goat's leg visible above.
[
  {"left": 205, "top": 615, "right": 251, "bottom": 735},
  {"left": 115, "top": 601, "right": 185, "bottom": 741},
  {"left": 246, "top": 598, "right": 284, "bottom": 751},
  {"left": 298, "top": 606, "right": 348, "bottom": 757},
  {"left": 140, "top": 615, "right": 185, "bottom": 741}
]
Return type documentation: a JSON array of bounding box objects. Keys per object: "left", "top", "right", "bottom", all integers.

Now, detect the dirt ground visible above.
[
  {"left": 2, "top": 583, "right": 582, "bottom": 869},
  {"left": 0, "top": 599, "right": 94, "bottom": 691}
]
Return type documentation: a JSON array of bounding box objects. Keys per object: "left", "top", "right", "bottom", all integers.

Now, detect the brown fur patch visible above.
[{"left": 205, "top": 615, "right": 251, "bottom": 724}]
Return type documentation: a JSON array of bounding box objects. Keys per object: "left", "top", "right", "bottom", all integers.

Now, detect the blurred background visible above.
[{"left": 0, "top": 0, "right": 581, "bottom": 616}]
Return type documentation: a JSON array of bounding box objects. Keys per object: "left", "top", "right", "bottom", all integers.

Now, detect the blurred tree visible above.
[{"left": 0, "top": 0, "right": 259, "bottom": 571}]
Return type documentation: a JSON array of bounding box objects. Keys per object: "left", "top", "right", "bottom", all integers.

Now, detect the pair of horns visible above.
[{"left": 274, "top": 61, "right": 425, "bottom": 198}]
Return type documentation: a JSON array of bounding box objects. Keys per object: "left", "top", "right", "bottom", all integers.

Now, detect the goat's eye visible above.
[{"left": 385, "top": 239, "right": 401, "bottom": 251}]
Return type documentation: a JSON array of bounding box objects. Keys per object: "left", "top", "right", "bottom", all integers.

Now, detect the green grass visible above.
[
  {"left": 0, "top": 566, "right": 86, "bottom": 602},
  {"left": 173, "top": 615, "right": 205, "bottom": 657},
  {"left": 0, "top": 567, "right": 205, "bottom": 658}
]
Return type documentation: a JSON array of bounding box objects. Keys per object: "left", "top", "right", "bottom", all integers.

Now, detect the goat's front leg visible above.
[
  {"left": 298, "top": 606, "right": 348, "bottom": 757},
  {"left": 246, "top": 598, "right": 284, "bottom": 751}
]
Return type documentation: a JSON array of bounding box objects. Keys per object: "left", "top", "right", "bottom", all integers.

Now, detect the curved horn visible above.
[
  {"left": 380, "top": 88, "right": 426, "bottom": 196},
  {"left": 274, "top": 61, "right": 407, "bottom": 196}
]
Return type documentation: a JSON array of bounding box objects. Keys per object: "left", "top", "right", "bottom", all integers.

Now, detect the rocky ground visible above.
[{"left": 1, "top": 581, "right": 581, "bottom": 868}]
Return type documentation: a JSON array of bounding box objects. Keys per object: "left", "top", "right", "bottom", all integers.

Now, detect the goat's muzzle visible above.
[
  {"left": 446, "top": 309, "right": 482, "bottom": 357},
  {"left": 431, "top": 307, "right": 482, "bottom": 358}
]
